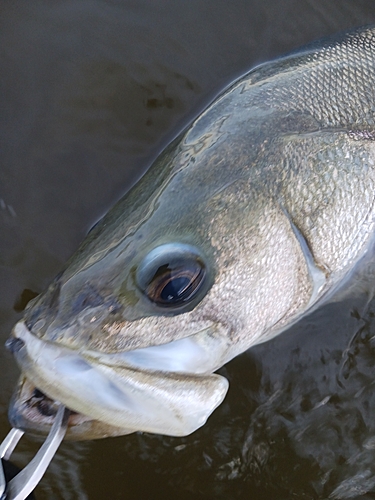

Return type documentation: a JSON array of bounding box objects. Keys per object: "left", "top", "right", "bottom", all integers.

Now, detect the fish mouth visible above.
[
  {"left": 7, "top": 321, "right": 229, "bottom": 439},
  {"left": 8, "top": 375, "right": 133, "bottom": 440}
]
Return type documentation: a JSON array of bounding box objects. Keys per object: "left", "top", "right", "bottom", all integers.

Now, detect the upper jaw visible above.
[{"left": 8, "top": 321, "right": 230, "bottom": 438}]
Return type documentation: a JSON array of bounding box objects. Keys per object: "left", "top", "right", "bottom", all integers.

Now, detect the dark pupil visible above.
[
  {"left": 146, "top": 262, "right": 204, "bottom": 307},
  {"left": 160, "top": 276, "right": 191, "bottom": 302}
]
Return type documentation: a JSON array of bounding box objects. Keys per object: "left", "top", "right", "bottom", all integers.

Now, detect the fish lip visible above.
[{"left": 9, "top": 321, "right": 229, "bottom": 437}]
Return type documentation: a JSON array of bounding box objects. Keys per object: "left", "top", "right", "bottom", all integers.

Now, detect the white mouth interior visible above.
[{"left": 12, "top": 322, "right": 229, "bottom": 437}]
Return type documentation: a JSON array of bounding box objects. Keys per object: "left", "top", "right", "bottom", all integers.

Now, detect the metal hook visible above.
[{"left": 0, "top": 404, "right": 69, "bottom": 500}]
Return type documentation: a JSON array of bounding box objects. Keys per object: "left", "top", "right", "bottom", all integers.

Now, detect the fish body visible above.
[{"left": 8, "top": 26, "right": 375, "bottom": 439}]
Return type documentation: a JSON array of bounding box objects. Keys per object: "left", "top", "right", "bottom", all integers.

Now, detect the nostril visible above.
[
  {"left": 71, "top": 284, "right": 105, "bottom": 314},
  {"left": 5, "top": 337, "right": 25, "bottom": 354}
]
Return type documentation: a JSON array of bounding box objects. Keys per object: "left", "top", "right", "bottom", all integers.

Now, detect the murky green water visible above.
[{"left": 2, "top": 1, "right": 375, "bottom": 498}]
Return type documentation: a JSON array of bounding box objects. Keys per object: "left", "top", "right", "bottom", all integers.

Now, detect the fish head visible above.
[{"left": 7, "top": 50, "right": 332, "bottom": 439}]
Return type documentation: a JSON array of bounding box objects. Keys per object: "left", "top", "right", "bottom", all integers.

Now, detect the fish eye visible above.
[{"left": 136, "top": 243, "right": 208, "bottom": 308}]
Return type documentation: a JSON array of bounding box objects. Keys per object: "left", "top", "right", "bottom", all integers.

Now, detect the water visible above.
[{"left": 2, "top": 1, "right": 375, "bottom": 498}]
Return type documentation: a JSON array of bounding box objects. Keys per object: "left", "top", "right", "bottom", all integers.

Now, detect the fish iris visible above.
[{"left": 136, "top": 243, "right": 208, "bottom": 309}]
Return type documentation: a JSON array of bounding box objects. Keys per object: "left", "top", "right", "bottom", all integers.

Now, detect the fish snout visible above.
[{"left": 23, "top": 275, "right": 122, "bottom": 346}]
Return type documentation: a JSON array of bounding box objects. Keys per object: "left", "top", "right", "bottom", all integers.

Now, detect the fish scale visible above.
[
  {"left": 280, "top": 133, "right": 375, "bottom": 273},
  {"left": 246, "top": 28, "right": 375, "bottom": 128}
]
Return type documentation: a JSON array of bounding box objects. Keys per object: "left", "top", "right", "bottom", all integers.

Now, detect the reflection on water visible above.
[
  {"left": 2, "top": 1, "right": 375, "bottom": 498},
  {"left": 11, "top": 440, "right": 90, "bottom": 500}
]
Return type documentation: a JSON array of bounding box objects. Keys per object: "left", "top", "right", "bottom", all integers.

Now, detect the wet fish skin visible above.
[{"left": 9, "top": 26, "right": 375, "bottom": 438}]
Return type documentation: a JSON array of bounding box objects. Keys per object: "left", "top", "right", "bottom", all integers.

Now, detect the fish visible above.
[{"left": 6, "top": 25, "right": 375, "bottom": 440}]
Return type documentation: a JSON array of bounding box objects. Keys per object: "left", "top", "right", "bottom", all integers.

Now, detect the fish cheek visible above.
[{"left": 202, "top": 201, "right": 313, "bottom": 351}]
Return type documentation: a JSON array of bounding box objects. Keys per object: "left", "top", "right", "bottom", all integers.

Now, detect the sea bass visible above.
[{"left": 7, "top": 26, "right": 375, "bottom": 440}]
